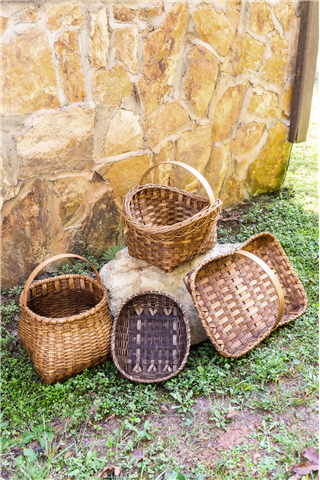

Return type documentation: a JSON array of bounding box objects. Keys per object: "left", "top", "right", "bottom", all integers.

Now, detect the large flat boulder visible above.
[{"left": 100, "top": 243, "right": 239, "bottom": 345}]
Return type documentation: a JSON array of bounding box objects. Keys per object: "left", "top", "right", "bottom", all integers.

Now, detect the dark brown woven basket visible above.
[
  {"left": 18, "top": 254, "right": 113, "bottom": 384},
  {"left": 123, "top": 161, "right": 222, "bottom": 272},
  {"left": 184, "top": 232, "right": 307, "bottom": 358},
  {"left": 111, "top": 291, "right": 191, "bottom": 383}
]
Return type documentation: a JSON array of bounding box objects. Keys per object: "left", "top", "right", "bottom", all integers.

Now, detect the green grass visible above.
[
  {"left": 1, "top": 95, "right": 319, "bottom": 478},
  {"left": 284, "top": 92, "right": 319, "bottom": 213},
  {"left": 2, "top": 201, "right": 318, "bottom": 479}
]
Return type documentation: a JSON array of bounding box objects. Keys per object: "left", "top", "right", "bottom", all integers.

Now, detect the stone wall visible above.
[{"left": 1, "top": 0, "right": 300, "bottom": 289}]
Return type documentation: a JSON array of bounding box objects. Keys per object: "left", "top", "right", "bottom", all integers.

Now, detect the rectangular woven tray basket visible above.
[{"left": 184, "top": 232, "right": 308, "bottom": 358}]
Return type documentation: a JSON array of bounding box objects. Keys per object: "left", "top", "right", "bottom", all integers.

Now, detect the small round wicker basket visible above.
[
  {"left": 111, "top": 291, "right": 191, "bottom": 383},
  {"left": 18, "top": 254, "right": 113, "bottom": 384},
  {"left": 123, "top": 161, "right": 222, "bottom": 272}
]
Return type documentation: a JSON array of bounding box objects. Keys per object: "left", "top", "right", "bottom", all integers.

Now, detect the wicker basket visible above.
[
  {"left": 111, "top": 291, "right": 191, "bottom": 383},
  {"left": 184, "top": 232, "right": 307, "bottom": 358},
  {"left": 18, "top": 254, "right": 113, "bottom": 384},
  {"left": 123, "top": 161, "right": 222, "bottom": 272}
]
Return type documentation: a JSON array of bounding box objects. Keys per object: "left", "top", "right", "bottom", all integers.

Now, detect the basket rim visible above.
[
  {"left": 123, "top": 183, "right": 222, "bottom": 234},
  {"left": 183, "top": 231, "right": 308, "bottom": 357},
  {"left": 111, "top": 290, "right": 191, "bottom": 384},
  {"left": 19, "top": 274, "right": 109, "bottom": 324}
]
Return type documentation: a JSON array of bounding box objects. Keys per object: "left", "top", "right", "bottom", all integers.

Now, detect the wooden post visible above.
[{"left": 289, "top": 1, "right": 319, "bottom": 143}]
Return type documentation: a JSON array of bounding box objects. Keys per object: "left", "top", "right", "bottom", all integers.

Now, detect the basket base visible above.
[
  {"left": 19, "top": 335, "right": 111, "bottom": 384},
  {"left": 18, "top": 273, "right": 113, "bottom": 385},
  {"left": 127, "top": 232, "right": 217, "bottom": 272}
]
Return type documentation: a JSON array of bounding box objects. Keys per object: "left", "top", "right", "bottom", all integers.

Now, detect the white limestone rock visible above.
[{"left": 100, "top": 243, "right": 240, "bottom": 345}]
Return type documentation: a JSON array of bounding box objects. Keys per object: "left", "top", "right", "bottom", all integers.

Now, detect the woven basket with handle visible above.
[
  {"left": 123, "top": 161, "right": 222, "bottom": 272},
  {"left": 18, "top": 254, "right": 113, "bottom": 384},
  {"left": 111, "top": 291, "right": 191, "bottom": 383},
  {"left": 184, "top": 232, "right": 307, "bottom": 358}
]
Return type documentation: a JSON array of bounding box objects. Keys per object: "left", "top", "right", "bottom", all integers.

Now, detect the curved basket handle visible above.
[
  {"left": 237, "top": 250, "right": 285, "bottom": 330},
  {"left": 22, "top": 254, "right": 101, "bottom": 307},
  {"left": 139, "top": 161, "right": 215, "bottom": 205}
]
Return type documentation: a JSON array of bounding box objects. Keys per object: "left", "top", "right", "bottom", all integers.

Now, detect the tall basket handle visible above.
[
  {"left": 237, "top": 250, "right": 285, "bottom": 330},
  {"left": 139, "top": 161, "right": 215, "bottom": 206},
  {"left": 22, "top": 254, "right": 101, "bottom": 307}
]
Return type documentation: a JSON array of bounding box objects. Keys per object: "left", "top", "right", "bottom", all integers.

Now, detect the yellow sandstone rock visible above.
[
  {"left": 138, "top": 4, "right": 164, "bottom": 21},
  {"left": 270, "top": 32, "right": 288, "bottom": 56},
  {"left": 60, "top": 183, "right": 121, "bottom": 259},
  {"left": 98, "top": 154, "right": 151, "bottom": 203},
  {"left": 247, "top": 121, "right": 291, "bottom": 194},
  {"left": 0, "top": 17, "right": 8, "bottom": 34},
  {"left": 1, "top": 179, "right": 53, "bottom": 290},
  {"left": 0, "top": 157, "right": 16, "bottom": 208},
  {"left": 153, "top": 141, "right": 175, "bottom": 186},
  {"left": 184, "top": 45, "right": 219, "bottom": 116},
  {"left": 17, "top": 107, "right": 94, "bottom": 178},
  {"left": 193, "top": 2, "right": 240, "bottom": 56},
  {"left": 212, "top": 82, "right": 248, "bottom": 142},
  {"left": 145, "top": 102, "right": 189, "bottom": 147},
  {"left": 20, "top": 9, "right": 40, "bottom": 23},
  {"left": 234, "top": 34, "right": 265, "bottom": 74},
  {"left": 225, "top": 1, "right": 241, "bottom": 36},
  {"left": 54, "top": 176, "right": 87, "bottom": 226},
  {"left": 248, "top": 87, "right": 278, "bottom": 117},
  {"left": 2, "top": 177, "right": 118, "bottom": 291},
  {"left": 176, "top": 124, "right": 212, "bottom": 191},
  {"left": 47, "top": 1, "right": 83, "bottom": 31},
  {"left": 55, "top": 30, "right": 86, "bottom": 104},
  {"left": 92, "top": 65, "right": 132, "bottom": 109},
  {"left": 231, "top": 122, "right": 266, "bottom": 156},
  {"left": 286, "top": 16, "right": 300, "bottom": 82},
  {"left": 137, "top": 3, "right": 189, "bottom": 115},
  {"left": 0, "top": 0, "right": 303, "bottom": 291},
  {"left": 90, "top": 8, "right": 109, "bottom": 68},
  {"left": 262, "top": 33, "right": 288, "bottom": 85},
  {"left": 281, "top": 86, "right": 293, "bottom": 118},
  {"left": 1, "top": 29, "right": 59, "bottom": 116},
  {"left": 250, "top": 1, "right": 273, "bottom": 35},
  {"left": 114, "top": 27, "right": 139, "bottom": 74},
  {"left": 104, "top": 110, "right": 141, "bottom": 157},
  {"left": 274, "top": 1, "right": 296, "bottom": 32},
  {"left": 113, "top": 4, "right": 136, "bottom": 22},
  {"left": 205, "top": 143, "right": 230, "bottom": 198},
  {"left": 220, "top": 174, "right": 244, "bottom": 207}
]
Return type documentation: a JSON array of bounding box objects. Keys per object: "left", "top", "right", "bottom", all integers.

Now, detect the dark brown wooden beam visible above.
[{"left": 289, "top": 0, "right": 319, "bottom": 143}]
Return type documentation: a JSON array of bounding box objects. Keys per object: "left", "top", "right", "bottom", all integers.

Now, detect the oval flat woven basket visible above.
[
  {"left": 184, "top": 232, "right": 308, "bottom": 358},
  {"left": 123, "top": 161, "right": 222, "bottom": 272},
  {"left": 18, "top": 254, "right": 113, "bottom": 384},
  {"left": 111, "top": 291, "right": 191, "bottom": 383}
]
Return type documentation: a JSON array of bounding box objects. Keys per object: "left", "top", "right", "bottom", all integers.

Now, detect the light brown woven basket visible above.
[
  {"left": 18, "top": 254, "right": 113, "bottom": 384},
  {"left": 111, "top": 291, "right": 191, "bottom": 383},
  {"left": 184, "top": 232, "right": 307, "bottom": 358},
  {"left": 123, "top": 161, "right": 222, "bottom": 272}
]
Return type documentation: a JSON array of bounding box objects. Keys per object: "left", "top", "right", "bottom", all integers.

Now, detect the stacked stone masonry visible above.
[{"left": 1, "top": 0, "right": 300, "bottom": 289}]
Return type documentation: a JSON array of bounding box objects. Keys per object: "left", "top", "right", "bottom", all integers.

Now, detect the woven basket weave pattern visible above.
[
  {"left": 18, "top": 256, "right": 113, "bottom": 385},
  {"left": 194, "top": 253, "right": 280, "bottom": 356},
  {"left": 184, "top": 232, "right": 307, "bottom": 358},
  {"left": 111, "top": 292, "right": 191, "bottom": 383},
  {"left": 242, "top": 236, "right": 307, "bottom": 323},
  {"left": 124, "top": 184, "right": 222, "bottom": 272},
  {"left": 25, "top": 276, "right": 103, "bottom": 318}
]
